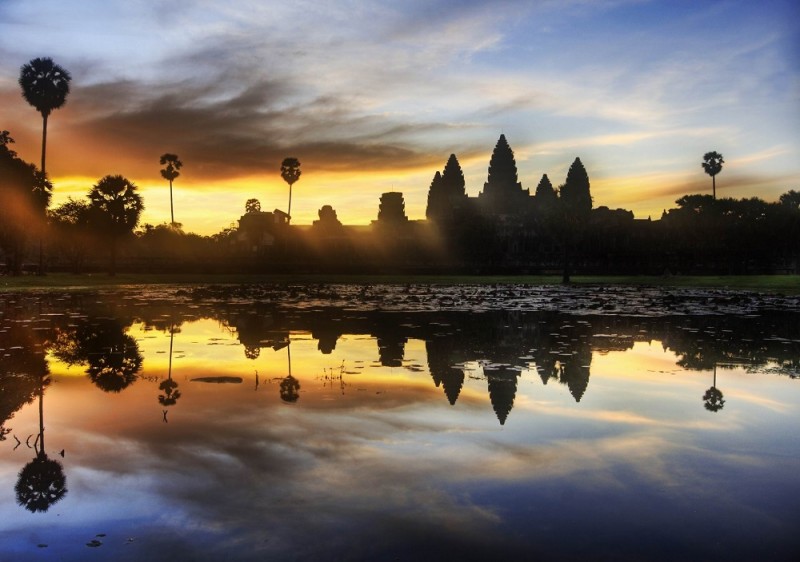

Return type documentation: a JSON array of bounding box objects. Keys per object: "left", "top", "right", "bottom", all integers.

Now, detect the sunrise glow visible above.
[{"left": 1, "top": 1, "right": 797, "bottom": 235}]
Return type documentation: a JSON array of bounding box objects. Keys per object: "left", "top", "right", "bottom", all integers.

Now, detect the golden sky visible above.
[{"left": 2, "top": 1, "right": 798, "bottom": 234}]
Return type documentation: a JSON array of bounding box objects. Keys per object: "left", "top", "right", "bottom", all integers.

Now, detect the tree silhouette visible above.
[
  {"left": 0, "top": 132, "right": 52, "bottom": 274},
  {"left": 280, "top": 375, "right": 301, "bottom": 403},
  {"left": 703, "top": 386, "right": 725, "bottom": 412},
  {"left": 52, "top": 318, "right": 143, "bottom": 393},
  {"left": 245, "top": 198, "right": 261, "bottom": 213},
  {"left": 0, "top": 130, "right": 15, "bottom": 155},
  {"left": 18, "top": 57, "right": 71, "bottom": 179},
  {"left": 280, "top": 157, "right": 301, "bottom": 221},
  {"left": 279, "top": 342, "right": 300, "bottom": 402},
  {"left": 159, "top": 153, "right": 182, "bottom": 225},
  {"left": 779, "top": 190, "right": 800, "bottom": 210},
  {"left": 0, "top": 319, "right": 48, "bottom": 440},
  {"left": 87, "top": 175, "right": 144, "bottom": 275},
  {"left": 0, "top": 134, "right": 50, "bottom": 274},
  {"left": 703, "top": 364, "right": 725, "bottom": 412},
  {"left": 15, "top": 374, "right": 67, "bottom": 513},
  {"left": 84, "top": 327, "right": 143, "bottom": 393},
  {"left": 158, "top": 325, "right": 181, "bottom": 408},
  {"left": 49, "top": 198, "right": 93, "bottom": 273},
  {"left": 15, "top": 454, "right": 67, "bottom": 513},
  {"left": 702, "top": 151, "right": 724, "bottom": 200}
]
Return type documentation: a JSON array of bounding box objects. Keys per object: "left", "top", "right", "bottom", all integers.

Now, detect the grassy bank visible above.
[{"left": 1, "top": 272, "right": 799, "bottom": 294}]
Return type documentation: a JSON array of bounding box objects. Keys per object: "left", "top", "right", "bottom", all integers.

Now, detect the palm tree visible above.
[
  {"left": 159, "top": 153, "right": 182, "bottom": 225},
  {"left": 702, "top": 364, "right": 725, "bottom": 412},
  {"left": 701, "top": 151, "right": 724, "bottom": 199},
  {"left": 19, "top": 58, "right": 70, "bottom": 275},
  {"left": 19, "top": 58, "right": 71, "bottom": 179},
  {"left": 280, "top": 157, "right": 301, "bottom": 221},
  {"left": 87, "top": 175, "right": 144, "bottom": 275}
]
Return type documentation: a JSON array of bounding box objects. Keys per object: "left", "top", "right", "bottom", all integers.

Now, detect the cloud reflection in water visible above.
[{"left": 0, "top": 293, "right": 799, "bottom": 560}]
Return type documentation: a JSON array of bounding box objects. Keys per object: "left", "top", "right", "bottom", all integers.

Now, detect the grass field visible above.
[{"left": 2, "top": 273, "right": 799, "bottom": 294}]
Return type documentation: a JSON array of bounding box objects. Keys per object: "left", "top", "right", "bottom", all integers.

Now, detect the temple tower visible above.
[{"left": 478, "top": 134, "right": 531, "bottom": 217}]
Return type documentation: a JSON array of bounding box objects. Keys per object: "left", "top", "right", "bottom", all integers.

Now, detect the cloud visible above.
[{"left": 2, "top": 0, "right": 798, "bottom": 230}]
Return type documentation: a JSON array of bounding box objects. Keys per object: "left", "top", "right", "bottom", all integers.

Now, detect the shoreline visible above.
[{"left": 1, "top": 272, "right": 799, "bottom": 295}]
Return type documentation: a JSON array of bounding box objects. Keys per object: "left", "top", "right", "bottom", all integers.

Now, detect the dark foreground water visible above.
[{"left": 1, "top": 285, "right": 799, "bottom": 561}]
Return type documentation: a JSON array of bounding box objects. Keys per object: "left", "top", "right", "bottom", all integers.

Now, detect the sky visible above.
[{"left": 1, "top": 0, "right": 798, "bottom": 235}]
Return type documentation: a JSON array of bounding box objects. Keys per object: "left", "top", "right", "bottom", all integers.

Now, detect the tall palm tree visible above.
[
  {"left": 701, "top": 151, "right": 724, "bottom": 199},
  {"left": 19, "top": 57, "right": 71, "bottom": 179},
  {"left": 159, "top": 153, "right": 182, "bottom": 225},
  {"left": 280, "top": 157, "right": 301, "bottom": 221},
  {"left": 20, "top": 58, "right": 70, "bottom": 275}
]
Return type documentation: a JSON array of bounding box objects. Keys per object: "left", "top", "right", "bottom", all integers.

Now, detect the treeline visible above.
[{"left": 2, "top": 132, "right": 799, "bottom": 276}]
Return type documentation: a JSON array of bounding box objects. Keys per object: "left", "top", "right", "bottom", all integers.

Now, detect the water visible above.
[{"left": 1, "top": 286, "right": 799, "bottom": 561}]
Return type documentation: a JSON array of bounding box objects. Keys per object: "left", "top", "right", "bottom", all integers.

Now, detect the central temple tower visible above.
[{"left": 478, "top": 134, "right": 531, "bottom": 217}]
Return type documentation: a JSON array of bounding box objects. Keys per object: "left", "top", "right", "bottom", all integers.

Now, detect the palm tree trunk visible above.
[
  {"left": 38, "top": 377, "right": 45, "bottom": 454},
  {"left": 41, "top": 113, "right": 48, "bottom": 176},
  {"left": 712, "top": 175, "right": 716, "bottom": 200},
  {"left": 288, "top": 183, "right": 293, "bottom": 221},
  {"left": 168, "top": 326, "right": 174, "bottom": 380},
  {"left": 38, "top": 113, "right": 49, "bottom": 276},
  {"left": 169, "top": 179, "right": 174, "bottom": 225}
]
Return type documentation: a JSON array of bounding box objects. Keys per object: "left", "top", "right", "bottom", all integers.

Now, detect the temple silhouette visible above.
[
  {"left": 229, "top": 134, "right": 607, "bottom": 274},
  {"left": 220, "top": 133, "right": 798, "bottom": 275}
]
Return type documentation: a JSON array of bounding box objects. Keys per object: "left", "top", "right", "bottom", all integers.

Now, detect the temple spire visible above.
[
  {"left": 479, "top": 134, "right": 530, "bottom": 216},
  {"left": 426, "top": 154, "right": 467, "bottom": 224}
]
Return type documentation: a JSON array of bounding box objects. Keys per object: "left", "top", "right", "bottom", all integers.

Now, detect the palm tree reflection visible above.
[
  {"left": 15, "top": 374, "right": 67, "bottom": 513},
  {"left": 703, "top": 364, "right": 725, "bottom": 412},
  {"left": 280, "top": 340, "right": 300, "bottom": 403},
  {"left": 158, "top": 324, "right": 181, "bottom": 413}
]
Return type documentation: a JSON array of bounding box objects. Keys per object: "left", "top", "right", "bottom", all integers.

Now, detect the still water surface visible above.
[{"left": 1, "top": 286, "right": 799, "bottom": 560}]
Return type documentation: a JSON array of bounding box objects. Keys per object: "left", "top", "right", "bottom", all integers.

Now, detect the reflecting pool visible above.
[{"left": 1, "top": 286, "right": 799, "bottom": 561}]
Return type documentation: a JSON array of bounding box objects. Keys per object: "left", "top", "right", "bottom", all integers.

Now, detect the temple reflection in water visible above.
[
  {"left": 2, "top": 291, "right": 798, "bottom": 429},
  {"left": 1, "top": 289, "right": 798, "bottom": 560}
]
